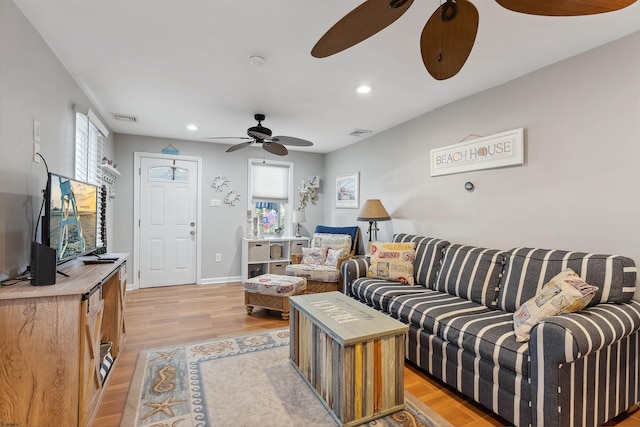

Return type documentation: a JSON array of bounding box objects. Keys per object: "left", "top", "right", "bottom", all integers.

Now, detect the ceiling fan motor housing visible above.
[
  {"left": 247, "top": 113, "right": 272, "bottom": 139},
  {"left": 247, "top": 125, "right": 272, "bottom": 140}
]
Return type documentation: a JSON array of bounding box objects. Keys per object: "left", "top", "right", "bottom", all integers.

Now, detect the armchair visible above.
[{"left": 286, "top": 225, "right": 359, "bottom": 293}]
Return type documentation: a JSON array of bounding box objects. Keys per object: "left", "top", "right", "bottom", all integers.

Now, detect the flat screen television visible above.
[{"left": 42, "top": 172, "right": 101, "bottom": 264}]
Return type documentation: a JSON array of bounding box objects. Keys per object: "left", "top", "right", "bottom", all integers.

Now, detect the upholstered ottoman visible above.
[{"left": 243, "top": 274, "right": 307, "bottom": 320}]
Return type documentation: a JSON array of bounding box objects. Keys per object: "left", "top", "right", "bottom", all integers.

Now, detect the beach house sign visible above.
[{"left": 430, "top": 128, "right": 524, "bottom": 176}]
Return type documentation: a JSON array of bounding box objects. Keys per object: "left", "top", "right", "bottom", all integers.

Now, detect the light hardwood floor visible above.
[{"left": 93, "top": 283, "right": 640, "bottom": 427}]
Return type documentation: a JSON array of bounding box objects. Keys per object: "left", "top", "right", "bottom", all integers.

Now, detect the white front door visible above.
[{"left": 138, "top": 156, "right": 198, "bottom": 288}]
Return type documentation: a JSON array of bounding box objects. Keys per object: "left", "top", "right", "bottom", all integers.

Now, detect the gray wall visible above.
[
  {"left": 0, "top": 0, "right": 114, "bottom": 279},
  {"left": 326, "top": 30, "right": 640, "bottom": 297},
  {"left": 113, "top": 134, "right": 324, "bottom": 286}
]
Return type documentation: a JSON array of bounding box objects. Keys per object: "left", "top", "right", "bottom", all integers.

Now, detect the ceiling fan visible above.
[
  {"left": 311, "top": 0, "right": 637, "bottom": 80},
  {"left": 204, "top": 114, "right": 313, "bottom": 156}
]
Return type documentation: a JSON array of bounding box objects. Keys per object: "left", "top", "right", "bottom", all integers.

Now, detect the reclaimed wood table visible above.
[{"left": 289, "top": 291, "right": 409, "bottom": 427}]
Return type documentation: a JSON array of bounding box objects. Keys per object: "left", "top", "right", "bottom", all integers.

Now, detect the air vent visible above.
[
  {"left": 348, "top": 129, "right": 373, "bottom": 137},
  {"left": 112, "top": 113, "right": 139, "bottom": 123}
]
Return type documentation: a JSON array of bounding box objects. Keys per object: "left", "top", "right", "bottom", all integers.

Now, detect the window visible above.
[
  {"left": 248, "top": 159, "right": 293, "bottom": 236},
  {"left": 75, "top": 107, "right": 108, "bottom": 248}
]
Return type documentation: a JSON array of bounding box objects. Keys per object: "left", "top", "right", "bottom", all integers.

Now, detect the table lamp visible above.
[{"left": 294, "top": 209, "right": 306, "bottom": 237}]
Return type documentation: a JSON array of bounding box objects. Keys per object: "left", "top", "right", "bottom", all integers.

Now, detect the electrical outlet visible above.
[
  {"left": 215, "top": 253, "right": 222, "bottom": 262},
  {"left": 33, "top": 142, "right": 41, "bottom": 163}
]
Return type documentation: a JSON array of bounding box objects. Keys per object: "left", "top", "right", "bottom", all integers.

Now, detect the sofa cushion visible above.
[
  {"left": 387, "top": 291, "right": 492, "bottom": 336},
  {"left": 286, "top": 263, "right": 341, "bottom": 283},
  {"left": 393, "top": 234, "right": 450, "bottom": 288},
  {"left": 350, "top": 278, "right": 431, "bottom": 312},
  {"left": 498, "top": 248, "right": 637, "bottom": 312},
  {"left": 325, "top": 248, "right": 345, "bottom": 267},
  {"left": 434, "top": 244, "right": 506, "bottom": 309},
  {"left": 301, "top": 247, "right": 327, "bottom": 265},
  {"left": 436, "top": 309, "right": 531, "bottom": 377},
  {"left": 314, "top": 225, "right": 359, "bottom": 255},
  {"left": 310, "top": 233, "right": 351, "bottom": 255},
  {"left": 367, "top": 241, "right": 416, "bottom": 285},
  {"left": 513, "top": 269, "right": 598, "bottom": 342}
]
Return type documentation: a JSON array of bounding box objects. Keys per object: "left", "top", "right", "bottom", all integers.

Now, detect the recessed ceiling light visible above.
[
  {"left": 356, "top": 84, "right": 372, "bottom": 94},
  {"left": 186, "top": 124, "right": 198, "bottom": 131}
]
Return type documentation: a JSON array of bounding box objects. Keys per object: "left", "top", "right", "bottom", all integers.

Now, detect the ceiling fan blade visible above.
[
  {"left": 420, "top": 0, "right": 479, "bottom": 80},
  {"left": 225, "top": 141, "right": 254, "bottom": 153},
  {"left": 270, "top": 136, "right": 314, "bottom": 147},
  {"left": 204, "top": 136, "right": 252, "bottom": 141},
  {"left": 311, "top": 0, "right": 414, "bottom": 58},
  {"left": 495, "top": 0, "right": 636, "bottom": 16},
  {"left": 263, "top": 142, "right": 288, "bottom": 156}
]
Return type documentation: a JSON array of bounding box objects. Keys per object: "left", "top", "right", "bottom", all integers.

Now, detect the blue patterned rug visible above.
[{"left": 121, "top": 328, "right": 452, "bottom": 427}]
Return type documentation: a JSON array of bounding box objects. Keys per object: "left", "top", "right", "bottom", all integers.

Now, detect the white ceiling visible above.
[{"left": 13, "top": 0, "right": 640, "bottom": 154}]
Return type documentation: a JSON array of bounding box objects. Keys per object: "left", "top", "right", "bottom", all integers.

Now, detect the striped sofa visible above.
[{"left": 341, "top": 233, "right": 640, "bottom": 427}]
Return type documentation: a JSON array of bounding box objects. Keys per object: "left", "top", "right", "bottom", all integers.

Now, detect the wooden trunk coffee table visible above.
[{"left": 289, "top": 291, "right": 408, "bottom": 427}]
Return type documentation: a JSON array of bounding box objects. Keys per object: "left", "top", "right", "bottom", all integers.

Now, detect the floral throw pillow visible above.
[
  {"left": 325, "top": 248, "right": 345, "bottom": 268},
  {"left": 301, "top": 247, "right": 328, "bottom": 266},
  {"left": 513, "top": 269, "right": 599, "bottom": 342},
  {"left": 367, "top": 241, "right": 416, "bottom": 285}
]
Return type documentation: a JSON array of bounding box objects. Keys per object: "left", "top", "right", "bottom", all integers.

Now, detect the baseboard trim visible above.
[
  {"left": 125, "top": 276, "right": 241, "bottom": 291},
  {"left": 200, "top": 276, "right": 242, "bottom": 285}
]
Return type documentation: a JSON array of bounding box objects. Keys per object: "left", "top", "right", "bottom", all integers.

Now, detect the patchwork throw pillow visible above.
[
  {"left": 325, "top": 248, "right": 345, "bottom": 268},
  {"left": 302, "top": 247, "right": 328, "bottom": 266},
  {"left": 367, "top": 241, "right": 417, "bottom": 285},
  {"left": 311, "top": 233, "right": 352, "bottom": 255},
  {"left": 513, "top": 269, "right": 598, "bottom": 342}
]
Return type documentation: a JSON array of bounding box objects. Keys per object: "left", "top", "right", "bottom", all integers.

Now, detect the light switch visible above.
[
  {"left": 210, "top": 199, "right": 222, "bottom": 207},
  {"left": 33, "top": 120, "right": 41, "bottom": 142}
]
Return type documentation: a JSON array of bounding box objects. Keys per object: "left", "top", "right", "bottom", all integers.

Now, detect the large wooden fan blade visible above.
[
  {"left": 263, "top": 142, "right": 288, "bottom": 156},
  {"left": 225, "top": 141, "right": 254, "bottom": 153},
  {"left": 311, "top": 0, "right": 414, "bottom": 58},
  {"left": 271, "top": 136, "right": 314, "bottom": 147},
  {"left": 495, "top": 0, "right": 636, "bottom": 16},
  {"left": 420, "top": 0, "right": 479, "bottom": 80}
]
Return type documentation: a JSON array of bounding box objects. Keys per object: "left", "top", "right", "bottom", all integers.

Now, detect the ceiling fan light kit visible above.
[{"left": 311, "top": 0, "right": 637, "bottom": 80}]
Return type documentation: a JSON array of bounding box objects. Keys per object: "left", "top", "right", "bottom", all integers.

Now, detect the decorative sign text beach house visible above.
[{"left": 430, "top": 128, "right": 524, "bottom": 176}]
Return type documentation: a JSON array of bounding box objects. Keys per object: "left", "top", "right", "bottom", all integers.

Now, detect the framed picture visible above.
[{"left": 335, "top": 172, "right": 359, "bottom": 208}]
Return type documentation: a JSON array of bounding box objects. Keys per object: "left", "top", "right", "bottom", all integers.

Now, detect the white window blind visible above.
[
  {"left": 75, "top": 111, "right": 105, "bottom": 248},
  {"left": 250, "top": 162, "right": 291, "bottom": 202}
]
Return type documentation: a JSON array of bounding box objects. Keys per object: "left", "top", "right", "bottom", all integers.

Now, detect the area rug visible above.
[{"left": 121, "top": 328, "right": 452, "bottom": 427}]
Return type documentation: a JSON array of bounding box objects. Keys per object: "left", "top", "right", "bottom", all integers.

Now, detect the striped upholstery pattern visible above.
[
  {"left": 498, "top": 248, "right": 637, "bottom": 312},
  {"left": 388, "top": 291, "right": 491, "bottom": 335},
  {"left": 341, "top": 258, "right": 369, "bottom": 295},
  {"left": 392, "top": 234, "right": 450, "bottom": 288},
  {"left": 530, "top": 300, "right": 640, "bottom": 426},
  {"left": 434, "top": 244, "right": 506, "bottom": 308},
  {"left": 405, "top": 325, "right": 532, "bottom": 427},
  {"left": 350, "top": 277, "right": 431, "bottom": 312}
]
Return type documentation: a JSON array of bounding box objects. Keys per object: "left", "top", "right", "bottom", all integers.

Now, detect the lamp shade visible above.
[
  {"left": 294, "top": 209, "right": 306, "bottom": 223},
  {"left": 357, "top": 199, "right": 391, "bottom": 222}
]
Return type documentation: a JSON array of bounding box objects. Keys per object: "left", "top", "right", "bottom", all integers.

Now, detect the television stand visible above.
[{"left": 0, "top": 254, "right": 128, "bottom": 427}]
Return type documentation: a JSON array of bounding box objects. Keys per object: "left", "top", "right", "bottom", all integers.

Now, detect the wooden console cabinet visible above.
[{"left": 0, "top": 254, "right": 128, "bottom": 427}]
